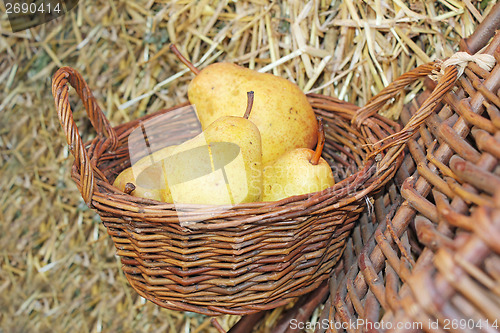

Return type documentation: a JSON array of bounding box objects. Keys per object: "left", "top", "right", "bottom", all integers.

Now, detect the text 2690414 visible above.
[{"left": 5, "top": 1, "right": 61, "bottom": 14}]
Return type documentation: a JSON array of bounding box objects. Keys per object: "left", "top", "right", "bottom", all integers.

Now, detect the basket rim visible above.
[{"left": 71, "top": 94, "right": 403, "bottom": 229}]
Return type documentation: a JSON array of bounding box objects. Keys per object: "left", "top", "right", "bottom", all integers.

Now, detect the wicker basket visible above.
[
  {"left": 51, "top": 48, "right": 456, "bottom": 315},
  {"left": 317, "top": 12, "right": 500, "bottom": 333}
]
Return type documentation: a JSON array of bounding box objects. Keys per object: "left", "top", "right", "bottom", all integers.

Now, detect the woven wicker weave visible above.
[
  {"left": 317, "top": 11, "right": 500, "bottom": 333},
  {"left": 51, "top": 43, "right": 458, "bottom": 315}
]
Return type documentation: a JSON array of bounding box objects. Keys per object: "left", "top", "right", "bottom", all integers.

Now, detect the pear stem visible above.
[
  {"left": 124, "top": 182, "right": 136, "bottom": 195},
  {"left": 169, "top": 44, "right": 201, "bottom": 75},
  {"left": 243, "top": 91, "right": 254, "bottom": 119},
  {"left": 310, "top": 117, "right": 325, "bottom": 165}
]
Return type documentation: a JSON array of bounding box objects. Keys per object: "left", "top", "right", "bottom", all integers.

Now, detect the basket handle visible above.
[
  {"left": 352, "top": 61, "right": 459, "bottom": 171},
  {"left": 352, "top": 62, "right": 440, "bottom": 128},
  {"left": 52, "top": 67, "right": 119, "bottom": 205},
  {"left": 374, "top": 66, "right": 458, "bottom": 168}
]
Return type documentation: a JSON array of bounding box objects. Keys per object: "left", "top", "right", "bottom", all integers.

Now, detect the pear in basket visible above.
[
  {"left": 262, "top": 118, "right": 335, "bottom": 201},
  {"left": 113, "top": 145, "right": 177, "bottom": 201},
  {"left": 113, "top": 163, "right": 168, "bottom": 201},
  {"left": 170, "top": 44, "right": 317, "bottom": 165},
  {"left": 160, "top": 91, "right": 262, "bottom": 205}
]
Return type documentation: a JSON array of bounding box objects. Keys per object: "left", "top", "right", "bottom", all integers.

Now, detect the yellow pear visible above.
[
  {"left": 162, "top": 91, "right": 262, "bottom": 205},
  {"left": 113, "top": 163, "right": 169, "bottom": 201},
  {"left": 262, "top": 118, "right": 335, "bottom": 201},
  {"left": 170, "top": 44, "right": 318, "bottom": 165},
  {"left": 113, "top": 145, "right": 177, "bottom": 202}
]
